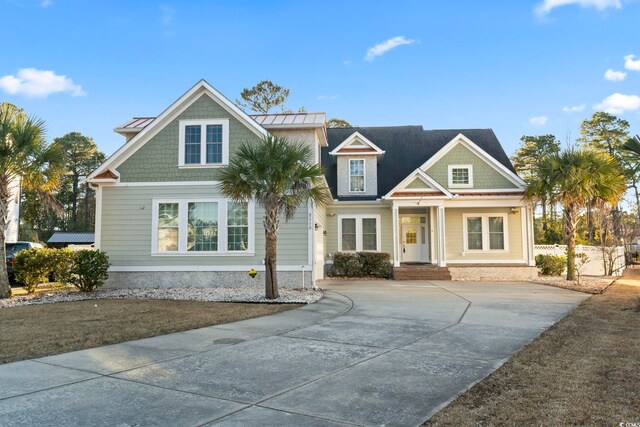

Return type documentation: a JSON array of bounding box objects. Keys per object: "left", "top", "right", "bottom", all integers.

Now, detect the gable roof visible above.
[
  {"left": 88, "top": 80, "right": 268, "bottom": 182},
  {"left": 321, "top": 126, "right": 519, "bottom": 200},
  {"left": 329, "top": 131, "right": 385, "bottom": 156}
]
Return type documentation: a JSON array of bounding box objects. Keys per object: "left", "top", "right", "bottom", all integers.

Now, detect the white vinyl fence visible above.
[{"left": 534, "top": 244, "right": 626, "bottom": 277}]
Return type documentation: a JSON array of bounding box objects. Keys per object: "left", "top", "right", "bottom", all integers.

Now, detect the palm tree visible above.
[
  {"left": 525, "top": 148, "right": 626, "bottom": 280},
  {"left": 218, "top": 135, "right": 330, "bottom": 299},
  {"left": 0, "top": 103, "right": 65, "bottom": 298}
]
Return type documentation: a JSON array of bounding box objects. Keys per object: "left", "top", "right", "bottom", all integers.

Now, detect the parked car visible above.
[{"left": 5, "top": 241, "right": 44, "bottom": 285}]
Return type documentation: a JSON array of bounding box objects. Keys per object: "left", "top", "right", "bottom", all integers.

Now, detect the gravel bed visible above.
[
  {"left": 0, "top": 286, "right": 323, "bottom": 308},
  {"left": 532, "top": 276, "right": 616, "bottom": 294}
]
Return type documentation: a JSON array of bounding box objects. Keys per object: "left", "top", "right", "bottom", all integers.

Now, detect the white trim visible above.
[
  {"left": 429, "top": 207, "right": 436, "bottom": 263},
  {"left": 392, "top": 205, "right": 399, "bottom": 267},
  {"left": 444, "top": 198, "right": 526, "bottom": 208},
  {"left": 383, "top": 169, "right": 452, "bottom": 199},
  {"left": 448, "top": 164, "right": 474, "bottom": 188},
  {"left": 337, "top": 214, "right": 382, "bottom": 252},
  {"left": 418, "top": 133, "right": 526, "bottom": 188},
  {"left": 101, "top": 181, "right": 221, "bottom": 187},
  {"left": 437, "top": 206, "right": 446, "bottom": 267},
  {"left": 398, "top": 214, "right": 430, "bottom": 263},
  {"left": 462, "top": 213, "right": 509, "bottom": 253},
  {"left": 450, "top": 188, "right": 523, "bottom": 194},
  {"left": 151, "top": 198, "right": 254, "bottom": 255},
  {"left": 109, "top": 265, "right": 312, "bottom": 272},
  {"left": 178, "top": 118, "right": 230, "bottom": 167},
  {"left": 329, "top": 131, "right": 385, "bottom": 156},
  {"left": 88, "top": 80, "right": 268, "bottom": 182},
  {"left": 94, "top": 186, "right": 102, "bottom": 249},
  {"left": 447, "top": 260, "right": 527, "bottom": 265},
  {"left": 348, "top": 158, "right": 366, "bottom": 193}
]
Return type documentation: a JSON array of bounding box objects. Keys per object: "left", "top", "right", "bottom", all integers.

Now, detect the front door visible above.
[
  {"left": 401, "top": 216, "right": 429, "bottom": 263},
  {"left": 402, "top": 224, "right": 421, "bottom": 262}
]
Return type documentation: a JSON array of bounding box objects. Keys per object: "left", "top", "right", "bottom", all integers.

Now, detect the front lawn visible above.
[
  {"left": 0, "top": 299, "right": 300, "bottom": 364},
  {"left": 426, "top": 271, "right": 640, "bottom": 425}
]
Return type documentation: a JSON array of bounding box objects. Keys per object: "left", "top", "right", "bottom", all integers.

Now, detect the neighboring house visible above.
[
  {"left": 47, "top": 232, "right": 95, "bottom": 249},
  {"left": 5, "top": 177, "right": 21, "bottom": 243},
  {"left": 87, "top": 80, "right": 536, "bottom": 288}
]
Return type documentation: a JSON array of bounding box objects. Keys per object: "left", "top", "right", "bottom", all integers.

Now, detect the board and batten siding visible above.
[
  {"left": 445, "top": 207, "right": 525, "bottom": 263},
  {"left": 325, "top": 205, "right": 393, "bottom": 256},
  {"left": 100, "top": 185, "right": 309, "bottom": 267},
  {"left": 425, "top": 144, "right": 517, "bottom": 190}
]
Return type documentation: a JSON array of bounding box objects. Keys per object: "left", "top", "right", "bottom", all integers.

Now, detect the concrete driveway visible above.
[{"left": 0, "top": 280, "right": 588, "bottom": 426}]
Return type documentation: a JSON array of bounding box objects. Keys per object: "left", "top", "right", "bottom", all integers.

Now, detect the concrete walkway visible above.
[{"left": 0, "top": 280, "right": 589, "bottom": 426}]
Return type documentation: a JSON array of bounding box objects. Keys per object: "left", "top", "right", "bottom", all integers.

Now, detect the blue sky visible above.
[{"left": 1, "top": 0, "right": 639, "bottom": 158}]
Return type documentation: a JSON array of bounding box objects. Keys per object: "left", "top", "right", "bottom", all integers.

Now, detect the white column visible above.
[
  {"left": 437, "top": 206, "right": 447, "bottom": 267},
  {"left": 526, "top": 206, "right": 536, "bottom": 266},
  {"left": 392, "top": 205, "right": 400, "bottom": 267}
]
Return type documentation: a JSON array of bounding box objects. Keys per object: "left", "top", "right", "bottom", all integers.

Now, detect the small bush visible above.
[
  {"left": 535, "top": 254, "right": 566, "bottom": 276},
  {"left": 50, "top": 248, "right": 75, "bottom": 283},
  {"left": 330, "top": 252, "right": 392, "bottom": 278},
  {"left": 69, "top": 250, "right": 110, "bottom": 292},
  {"left": 14, "top": 248, "right": 51, "bottom": 293}
]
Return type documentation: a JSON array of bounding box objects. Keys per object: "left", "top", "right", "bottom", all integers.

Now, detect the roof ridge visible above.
[{"left": 249, "top": 112, "right": 325, "bottom": 116}]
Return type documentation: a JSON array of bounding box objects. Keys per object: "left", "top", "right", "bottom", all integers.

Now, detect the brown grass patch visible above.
[
  {"left": 0, "top": 299, "right": 300, "bottom": 364},
  {"left": 426, "top": 274, "right": 640, "bottom": 426}
]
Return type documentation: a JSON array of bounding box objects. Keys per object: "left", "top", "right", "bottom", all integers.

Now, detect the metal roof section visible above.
[
  {"left": 250, "top": 112, "right": 326, "bottom": 129},
  {"left": 113, "top": 112, "right": 326, "bottom": 138},
  {"left": 47, "top": 232, "right": 96, "bottom": 244},
  {"left": 114, "top": 117, "right": 156, "bottom": 136}
]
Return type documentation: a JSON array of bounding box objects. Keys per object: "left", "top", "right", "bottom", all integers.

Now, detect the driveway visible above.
[{"left": 0, "top": 280, "right": 588, "bottom": 426}]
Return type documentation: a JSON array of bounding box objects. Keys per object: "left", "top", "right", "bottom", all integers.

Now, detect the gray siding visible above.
[
  {"left": 116, "top": 94, "right": 262, "bottom": 182},
  {"left": 100, "top": 185, "right": 309, "bottom": 268},
  {"left": 337, "top": 156, "right": 378, "bottom": 197}
]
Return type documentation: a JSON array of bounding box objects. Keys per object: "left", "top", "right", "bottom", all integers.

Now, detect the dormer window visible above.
[
  {"left": 349, "top": 159, "right": 365, "bottom": 192},
  {"left": 179, "top": 119, "right": 229, "bottom": 167},
  {"left": 448, "top": 164, "right": 473, "bottom": 188}
]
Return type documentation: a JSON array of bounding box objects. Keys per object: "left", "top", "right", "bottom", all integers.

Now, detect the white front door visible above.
[
  {"left": 401, "top": 216, "right": 429, "bottom": 263},
  {"left": 402, "top": 223, "right": 421, "bottom": 262}
]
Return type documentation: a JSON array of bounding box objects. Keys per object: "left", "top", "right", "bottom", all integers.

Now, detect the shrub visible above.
[
  {"left": 330, "top": 252, "right": 392, "bottom": 278},
  {"left": 14, "top": 248, "right": 51, "bottom": 293},
  {"left": 358, "top": 252, "right": 392, "bottom": 278},
  {"left": 535, "top": 254, "right": 566, "bottom": 276},
  {"left": 50, "top": 248, "right": 75, "bottom": 283},
  {"left": 69, "top": 250, "right": 110, "bottom": 292}
]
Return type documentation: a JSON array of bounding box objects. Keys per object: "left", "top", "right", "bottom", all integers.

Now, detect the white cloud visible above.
[
  {"left": 364, "top": 36, "right": 416, "bottom": 62},
  {"left": 604, "top": 69, "right": 627, "bottom": 81},
  {"left": 317, "top": 95, "right": 339, "bottom": 100},
  {"left": 159, "top": 4, "right": 175, "bottom": 26},
  {"left": 534, "top": 0, "right": 621, "bottom": 16},
  {"left": 529, "top": 116, "right": 548, "bottom": 126},
  {"left": 594, "top": 93, "right": 640, "bottom": 114},
  {"left": 624, "top": 54, "right": 640, "bottom": 71},
  {"left": 0, "top": 68, "right": 85, "bottom": 98},
  {"left": 563, "top": 104, "right": 586, "bottom": 113},
  {"left": 41, "top": 0, "right": 52, "bottom": 7}
]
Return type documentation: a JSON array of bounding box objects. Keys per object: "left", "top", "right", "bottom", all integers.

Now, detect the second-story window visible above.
[
  {"left": 179, "top": 119, "right": 229, "bottom": 167},
  {"left": 349, "top": 159, "right": 365, "bottom": 192}
]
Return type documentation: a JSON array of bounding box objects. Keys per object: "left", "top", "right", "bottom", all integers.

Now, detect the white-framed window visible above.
[
  {"left": 178, "top": 119, "right": 229, "bottom": 167},
  {"left": 349, "top": 159, "right": 365, "bottom": 192},
  {"left": 462, "top": 213, "right": 508, "bottom": 252},
  {"left": 152, "top": 198, "right": 254, "bottom": 255},
  {"left": 448, "top": 164, "right": 473, "bottom": 188},
  {"left": 338, "top": 215, "right": 380, "bottom": 251}
]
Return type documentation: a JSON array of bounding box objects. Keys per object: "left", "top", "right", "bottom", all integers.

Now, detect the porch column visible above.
[
  {"left": 392, "top": 205, "right": 400, "bottom": 267},
  {"left": 437, "top": 206, "right": 447, "bottom": 267},
  {"left": 526, "top": 206, "right": 536, "bottom": 266}
]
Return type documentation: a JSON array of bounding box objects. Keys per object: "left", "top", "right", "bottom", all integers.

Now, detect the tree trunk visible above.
[
  {"left": 0, "top": 177, "right": 12, "bottom": 298},
  {"left": 564, "top": 206, "right": 578, "bottom": 281},
  {"left": 633, "top": 182, "right": 640, "bottom": 224},
  {"left": 263, "top": 202, "right": 280, "bottom": 300},
  {"left": 541, "top": 197, "right": 548, "bottom": 233}
]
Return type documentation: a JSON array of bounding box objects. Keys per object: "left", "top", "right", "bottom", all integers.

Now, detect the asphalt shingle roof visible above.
[{"left": 321, "top": 126, "right": 517, "bottom": 200}]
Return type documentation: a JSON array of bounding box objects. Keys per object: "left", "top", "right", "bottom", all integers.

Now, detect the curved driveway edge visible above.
[{"left": 0, "top": 281, "right": 588, "bottom": 426}]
